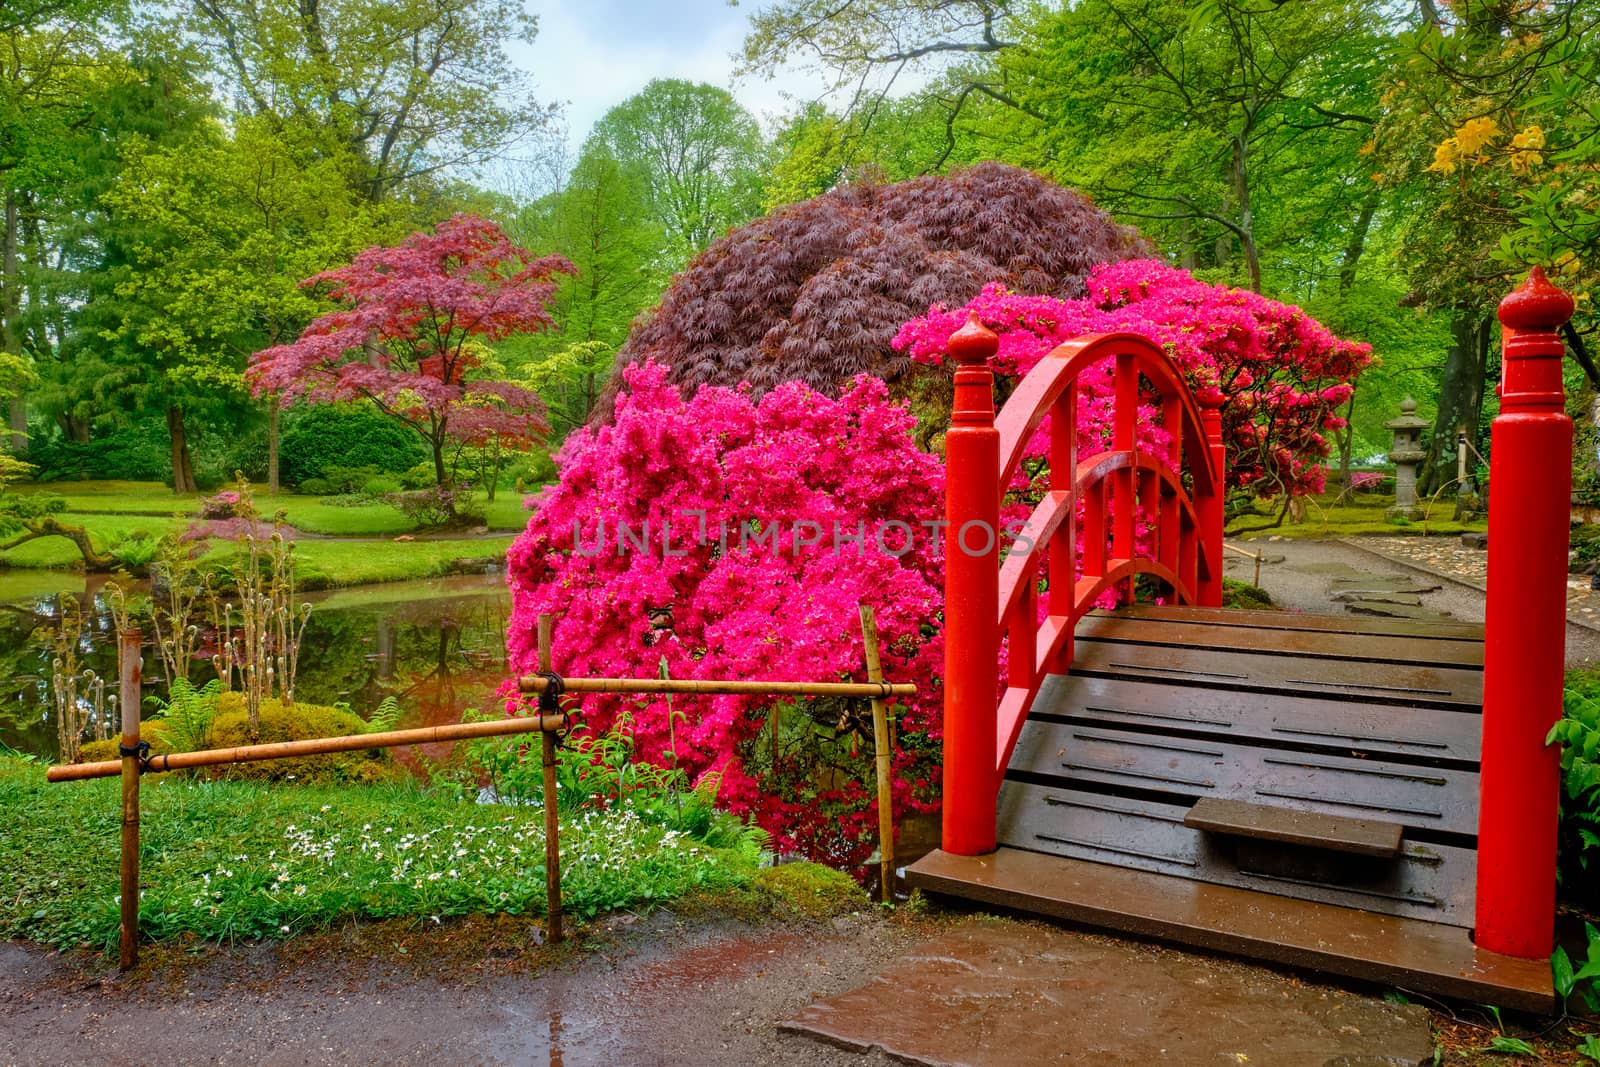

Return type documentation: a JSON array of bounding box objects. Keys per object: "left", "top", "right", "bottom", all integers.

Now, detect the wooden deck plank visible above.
[
  {"left": 905, "top": 847, "right": 1553, "bottom": 1013},
  {"left": 1008, "top": 718, "right": 1480, "bottom": 836},
  {"left": 1184, "top": 798, "right": 1404, "bottom": 858},
  {"left": 1076, "top": 614, "right": 1484, "bottom": 668},
  {"left": 1103, "top": 604, "right": 1486, "bottom": 641},
  {"left": 1070, "top": 639, "right": 1484, "bottom": 708},
  {"left": 1027, "top": 672, "right": 1482, "bottom": 764}
]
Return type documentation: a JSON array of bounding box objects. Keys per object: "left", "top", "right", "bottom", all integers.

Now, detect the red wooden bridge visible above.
[{"left": 905, "top": 269, "right": 1576, "bottom": 1012}]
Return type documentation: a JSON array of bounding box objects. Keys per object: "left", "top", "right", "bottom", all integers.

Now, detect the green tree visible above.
[
  {"left": 101, "top": 115, "right": 387, "bottom": 492},
  {"left": 187, "top": 0, "right": 553, "bottom": 203},
  {"left": 589, "top": 79, "right": 766, "bottom": 264},
  {"left": 509, "top": 141, "right": 668, "bottom": 431}
]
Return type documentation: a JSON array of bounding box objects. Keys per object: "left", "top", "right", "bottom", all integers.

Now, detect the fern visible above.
[
  {"left": 364, "top": 696, "right": 402, "bottom": 734},
  {"left": 151, "top": 678, "right": 223, "bottom": 754},
  {"left": 1549, "top": 679, "right": 1600, "bottom": 878}
]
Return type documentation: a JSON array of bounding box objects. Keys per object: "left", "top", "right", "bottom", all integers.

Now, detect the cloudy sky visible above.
[{"left": 511, "top": 0, "right": 827, "bottom": 152}]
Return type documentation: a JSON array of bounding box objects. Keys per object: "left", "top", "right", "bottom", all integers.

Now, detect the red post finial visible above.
[
  {"left": 947, "top": 311, "right": 999, "bottom": 367},
  {"left": 1498, "top": 265, "right": 1574, "bottom": 334}
]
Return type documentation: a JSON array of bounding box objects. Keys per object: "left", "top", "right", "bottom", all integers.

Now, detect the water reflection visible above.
[{"left": 0, "top": 574, "right": 513, "bottom": 765}]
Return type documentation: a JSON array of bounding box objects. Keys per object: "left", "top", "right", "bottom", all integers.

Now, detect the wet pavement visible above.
[
  {"left": 785, "top": 919, "right": 1434, "bottom": 1066},
  {"left": 1, "top": 910, "right": 1442, "bottom": 1067},
  {"left": 1226, "top": 537, "right": 1600, "bottom": 667}
]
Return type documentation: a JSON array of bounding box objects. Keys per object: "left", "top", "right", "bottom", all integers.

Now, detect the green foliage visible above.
[
  {"left": 1548, "top": 671, "right": 1600, "bottom": 902},
  {"left": 0, "top": 757, "right": 754, "bottom": 950},
  {"left": 106, "top": 531, "right": 162, "bottom": 569},
  {"left": 1552, "top": 922, "right": 1600, "bottom": 1013},
  {"left": 460, "top": 711, "right": 767, "bottom": 857},
  {"left": 279, "top": 406, "right": 427, "bottom": 488},
  {"left": 1483, "top": 1035, "right": 1538, "bottom": 1056},
  {"left": 22, "top": 424, "right": 171, "bottom": 483},
  {"left": 1221, "top": 579, "right": 1274, "bottom": 611},
  {"left": 1577, "top": 1031, "right": 1600, "bottom": 1062},
  {"left": 155, "top": 679, "right": 223, "bottom": 754}
]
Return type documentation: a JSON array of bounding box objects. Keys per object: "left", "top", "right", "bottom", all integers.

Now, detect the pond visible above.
[{"left": 0, "top": 572, "right": 513, "bottom": 767}]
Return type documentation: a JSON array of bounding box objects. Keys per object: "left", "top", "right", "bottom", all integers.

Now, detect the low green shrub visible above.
[
  {"left": 1221, "top": 578, "right": 1274, "bottom": 610},
  {"left": 22, "top": 424, "right": 170, "bottom": 482},
  {"left": 279, "top": 405, "right": 426, "bottom": 488},
  {"left": 80, "top": 692, "right": 401, "bottom": 785}
]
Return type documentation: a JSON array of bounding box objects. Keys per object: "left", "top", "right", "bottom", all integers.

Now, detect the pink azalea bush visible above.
[
  {"left": 200, "top": 490, "right": 245, "bottom": 519},
  {"left": 507, "top": 260, "right": 1370, "bottom": 864},
  {"left": 894, "top": 260, "right": 1372, "bottom": 499},
  {"left": 505, "top": 362, "right": 945, "bottom": 864}
]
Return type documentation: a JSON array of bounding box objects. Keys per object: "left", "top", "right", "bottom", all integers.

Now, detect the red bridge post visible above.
[
  {"left": 943, "top": 313, "right": 1001, "bottom": 856},
  {"left": 1198, "top": 397, "right": 1227, "bottom": 608},
  {"left": 1476, "top": 266, "right": 1574, "bottom": 960}
]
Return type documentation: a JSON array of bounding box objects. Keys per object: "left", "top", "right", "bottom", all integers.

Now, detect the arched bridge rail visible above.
[{"left": 940, "top": 316, "right": 1226, "bottom": 856}]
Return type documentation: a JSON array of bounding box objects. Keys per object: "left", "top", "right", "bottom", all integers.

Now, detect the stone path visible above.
[
  {"left": 785, "top": 919, "right": 1434, "bottom": 1067},
  {"left": 1224, "top": 537, "right": 1600, "bottom": 667},
  {"left": 1352, "top": 534, "right": 1600, "bottom": 631}
]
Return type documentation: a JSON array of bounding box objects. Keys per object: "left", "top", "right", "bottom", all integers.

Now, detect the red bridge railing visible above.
[{"left": 941, "top": 314, "right": 1226, "bottom": 856}]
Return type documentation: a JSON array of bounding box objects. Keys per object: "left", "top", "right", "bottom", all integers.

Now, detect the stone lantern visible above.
[{"left": 1386, "top": 396, "right": 1428, "bottom": 521}]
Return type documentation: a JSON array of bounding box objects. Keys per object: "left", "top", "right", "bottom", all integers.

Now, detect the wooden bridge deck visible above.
[{"left": 906, "top": 605, "right": 1555, "bottom": 1012}]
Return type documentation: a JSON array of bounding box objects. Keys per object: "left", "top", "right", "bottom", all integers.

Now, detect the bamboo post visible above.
[
  {"left": 537, "top": 614, "right": 563, "bottom": 944},
  {"left": 859, "top": 605, "right": 894, "bottom": 904},
  {"left": 117, "top": 628, "right": 141, "bottom": 971}
]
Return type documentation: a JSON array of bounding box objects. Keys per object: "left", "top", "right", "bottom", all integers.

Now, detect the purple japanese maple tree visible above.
[{"left": 249, "top": 214, "right": 575, "bottom": 485}]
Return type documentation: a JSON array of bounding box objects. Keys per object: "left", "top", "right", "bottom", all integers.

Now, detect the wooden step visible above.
[
  {"left": 1009, "top": 718, "right": 1480, "bottom": 836},
  {"left": 1183, "top": 798, "right": 1404, "bottom": 858},
  {"left": 1104, "top": 604, "right": 1486, "bottom": 641},
  {"left": 1070, "top": 638, "right": 1484, "bottom": 709},
  {"left": 905, "top": 847, "right": 1553, "bottom": 1013},
  {"left": 997, "top": 783, "right": 1475, "bottom": 925},
  {"left": 1026, "top": 672, "right": 1482, "bottom": 764},
  {"left": 1077, "top": 613, "right": 1484, "bottom": 668}
]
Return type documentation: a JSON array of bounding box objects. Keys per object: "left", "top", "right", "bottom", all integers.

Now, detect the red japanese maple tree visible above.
[{"left": 249, "top": 214, "right": 575, "bottom": 485}]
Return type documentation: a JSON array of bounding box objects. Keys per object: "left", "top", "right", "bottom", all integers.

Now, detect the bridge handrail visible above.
[{"left": 939, "top": 314, "right": 1225, "bottom": 856}]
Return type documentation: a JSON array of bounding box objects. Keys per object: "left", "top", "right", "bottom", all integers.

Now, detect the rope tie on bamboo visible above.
[
  {"left": 536, "top": 671, "right": 573, "bottom": 748},
  {"left": 874, "top": 681, "right": 892, "bottom": 700},
  {"left": 117, "top": 739, "right": 153, "bottom": 773}
]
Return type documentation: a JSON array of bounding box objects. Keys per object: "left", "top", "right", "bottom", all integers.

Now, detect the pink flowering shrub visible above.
[
  {"left": 894, "top": 260, "right": 1372, "bottom": 500},
  {"left": 200, "top": 490, "right": 244, "bottom": 519},
  {"left": 506, "top": 362, "right": 945, "bottom": 864},
  {"left": 508, "top": 262, "right": 1369, "bottom": 864},
  {"left": 1348, "top": 471, "right": 1385, "bottom": 492}
]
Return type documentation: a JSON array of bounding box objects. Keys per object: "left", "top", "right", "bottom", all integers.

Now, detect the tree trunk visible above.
[
  {"left": 1231, "top": 132, "right": 1262, "bottom": 293},
  {"left": 7, "top": 398, "right": 24, "bottom": 453},
  {"left": 1339, "top": 189, "right": 1381, "bottom": 294},
  {"left": 2, "top": 185, "right": 22, "bottom": 453},
  {"left": 1420, "top": 313, "right": 1491, "bottom": 496},
  {"left": 166, "top": 405, "right": 198, "bottom": 494},
  {"left": 267, "top": 400, "right": 280, "bottom": 494},
  {"left": 432, "top": 436, "right": 447, "bottom": 486},
  {"left": 1337, "top": 386, "right": 1357, "bottom": 488}
]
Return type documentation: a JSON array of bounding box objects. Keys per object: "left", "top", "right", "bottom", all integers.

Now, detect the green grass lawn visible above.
[
  {"left": 1230, "top": 491, "right": 1487, "bottom": 541},
  {"left": 8, "top": 480, "right": 540, "bottom": 535},
  {"left": 0, "top": 480, "right": 536, "bottom": 585},
  {"left": 0, "top": 757, "right": 770, "bottom": 951},
  {"left": 0, "top": 511, "right": 514, "bottom": 588}
]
